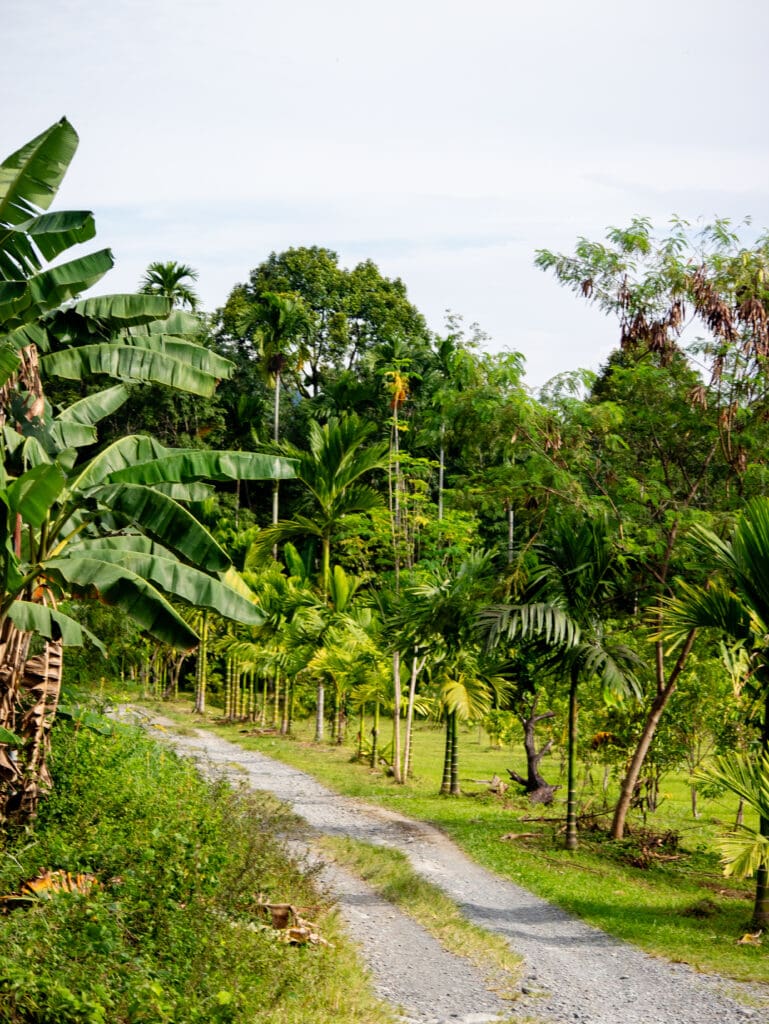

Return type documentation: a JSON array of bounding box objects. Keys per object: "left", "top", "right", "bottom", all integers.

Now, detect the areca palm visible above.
[
  {"left": 257, "top": 413, "right": 388, "bottom": 592},
  {"left": 406, "top": 551, "right": 500, "bottom": 794},
  {"left": 240, "top": 291, "right": 312, "bottom": 529},
  {"left": 139, "top": 261, "right": 200, "bottom": 311},
  {"left": 483, "top": 517, "right": 641, "bottom": 849},
  {"left": 662, "top": 498, "right": 769, "bottom": 926}
]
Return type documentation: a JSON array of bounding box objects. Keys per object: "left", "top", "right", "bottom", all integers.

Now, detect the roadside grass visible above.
[
  {"left": 319, "top": 835, "right": 523, "bottom": 1002},
  {"left": 137, "top": 697, "right": 769, "bottom": 987},
  {"left": 0, "top": 717, "right": 394, "bottom": 1024}
]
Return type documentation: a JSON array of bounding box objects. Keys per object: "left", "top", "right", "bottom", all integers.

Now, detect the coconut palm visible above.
[
  {"left": 662, "top": 497, "right": 769, "bottom": 926},
  {"left": 140, "top": 261, "right": 201, "bottom": 311},
  {"left": 483, "top": 516, "right": 641, "bottom": 849}
]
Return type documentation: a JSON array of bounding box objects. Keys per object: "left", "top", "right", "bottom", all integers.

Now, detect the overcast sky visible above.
[{"left": 4, "top": 0, "right": 769, "bottom": 389}]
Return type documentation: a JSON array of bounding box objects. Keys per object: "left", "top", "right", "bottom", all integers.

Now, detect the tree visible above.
[
  {"left": 140, "top": 261, "right": 201, "bottom": 311},
  {"left": 256, "top": 414, "right": 388, "bottom": 593},
  {"left": 239, "top": 291, "right": 312, "bottom": 528},
  {"left": 662, "top": 498, "right": 769, "bottom": 927},
  {"left": 0, "top": 119, "right": 295, "bottom": 822},
  {"left": 484, "top": 516, "right": 641, "bottom": 849},
  {"left": 406, "top": 551, "right": 501, "bottom": 795}
]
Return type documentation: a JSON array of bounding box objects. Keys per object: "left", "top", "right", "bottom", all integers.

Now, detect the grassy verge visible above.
[
  {"left": 0, "top": 718, "right": 394, "bottom": 1024},
  {"left": 140, "top": 700, "right": 769, "bottom": 987},
  {"left": 319, "top": 835, "right": 522, "bottom": 1001}
]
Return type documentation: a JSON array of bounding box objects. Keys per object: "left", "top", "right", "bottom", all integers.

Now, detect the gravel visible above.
[{"left": 120, "top": 709, "right": 769, "bottom": 1024}]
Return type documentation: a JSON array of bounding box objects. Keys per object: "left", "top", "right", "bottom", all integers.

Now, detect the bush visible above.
[{"left": 0, "top": 720, "right": 373, "bottom": 1024}]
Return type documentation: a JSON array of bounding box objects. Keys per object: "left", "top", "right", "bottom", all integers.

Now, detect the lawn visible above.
[{"left": 137, "top": 698, "right": 769, "bottom": 986}]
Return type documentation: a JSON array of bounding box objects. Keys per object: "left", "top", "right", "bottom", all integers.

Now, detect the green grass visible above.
[
  {"left": 140, "top": 699, "right": 769, "bottom": 988},
  {"left": 0, "top": 718, "right": 394, "bottom": 1024},
  {"left": 319, "top": 835, "right": 522, "bottom": 1002}
]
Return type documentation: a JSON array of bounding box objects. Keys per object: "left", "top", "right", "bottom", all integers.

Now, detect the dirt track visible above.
[{"left": 123, "top": 710, "right": 768, "bottom": 1024}]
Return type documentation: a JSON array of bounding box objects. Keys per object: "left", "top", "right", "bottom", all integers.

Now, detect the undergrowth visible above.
[{"left": 0, "top": 720, "right": 392, "bottom": 1024}]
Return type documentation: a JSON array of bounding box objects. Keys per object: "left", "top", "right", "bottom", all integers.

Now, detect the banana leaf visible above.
[
  {"left": 44, "top": 555, "right": 198, "bottom": 648},
  {"left": 96, "top": 482, "right": 230, "bottom": 572}
]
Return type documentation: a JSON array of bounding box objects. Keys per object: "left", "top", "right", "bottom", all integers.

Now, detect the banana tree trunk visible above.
[{"left": 16, "top": 639, "right": 64, "bottom": 823}]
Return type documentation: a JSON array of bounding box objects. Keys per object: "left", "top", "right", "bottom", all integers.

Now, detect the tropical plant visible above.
[
  {"left": 0, "top": 119, "right": 295, "bottom": 822},
  {"left": 256, "top": 413, "right": 388, "bottom": 592},
  {"left": 483, "top": 516, "right": 641, "bottom": 849},
  {"left": 139, "top": 260, "right": 201, "bottom": 311},
  {"left": 662, "top": 497, "right": 769, "bottom": 926}
]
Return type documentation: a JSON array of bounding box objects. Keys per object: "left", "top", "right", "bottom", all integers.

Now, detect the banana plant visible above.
[{"left": 0, "top": 118, "right": 297, "bottom": 822}]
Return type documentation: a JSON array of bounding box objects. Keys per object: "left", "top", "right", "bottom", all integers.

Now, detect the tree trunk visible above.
[
  {"left": 440, "top": 710, "right": 453, "bottom": 795},
  {"left": 438, "top": 424, "right": 445, "bottom": 522},
  {"left": 752, "top": 687, "right": 769, "bottom": 928},
  {"left": 610, "top": 630, "right": 695, "bottom": 840},
  {"left": 370, "top": 701, "right": 380, "bottom": 768},
  {"left": 507, "top": 695, "right": 555, "bottom": 795},
  {"left": 449, "top": 710, "right": 460, "bottom": 795},
  {"left": 315, "top": 681, "right": 325, "bottom": 742},
  {"left": 565, "top": 665, "right": 579, "bottom": 851},
  {"left": 272, "top": 371, "right": 281, "bottom": 559},
  {"left": 193, "top": 610, "right": 208, "bottom": 715},
  {"left": 392, "top": 650, "right": 402, "bottom": 782},
  {"left": 403, "top": 654, "right": 424, "bottom": 781}
]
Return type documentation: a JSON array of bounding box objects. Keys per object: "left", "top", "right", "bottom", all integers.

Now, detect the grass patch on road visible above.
[{"left": 319, "top": 835, "right": 522, "bottom": 1002}]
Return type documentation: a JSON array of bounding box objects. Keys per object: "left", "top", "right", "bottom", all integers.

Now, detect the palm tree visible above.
[
  {"left": 139, "top": 260, "right": 201, "bottom": 311},
  {"left": 406, "top": 551, "right": 501, "bottom": 794},
  {"left": 662, "top": 498, "right": 769, "bottom": 927},
  {"left": 257, "top": 414, "right": 388, "bottom": 594},
  {"left": 483, "top": 516, "right": 641, "bottom": 849},
  {"left": 240, "top": 291, "right": 312, "bottom": 529}
]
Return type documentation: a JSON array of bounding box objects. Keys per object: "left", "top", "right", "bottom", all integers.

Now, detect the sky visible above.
[{"left": 3, "top": 0, "right": 769, "bottom": 389}]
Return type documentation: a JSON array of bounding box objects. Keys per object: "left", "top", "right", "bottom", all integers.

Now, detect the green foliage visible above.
[{"left": 0, "top": 720, "right": 388, "bottom": 1024}]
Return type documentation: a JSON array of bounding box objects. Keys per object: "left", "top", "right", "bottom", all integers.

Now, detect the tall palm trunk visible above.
[
  {"left": 440, "top": 709, "right": 454, "bottom": 794},
  {"left": 272, "top": 370, "right": 281, "bottom": 559},
  {"left": 565, "top": 663, "right": 580, "bottom": 851},
  {"left": 753, "top": 687, "right": 769, "bottom": 928},
  {"left": 193, "top": 610, "right": 208, "bottom": 714},
  {"left": 370, "top": 700, "right": 380, "bottom": 768},
  {"left": 449, "top": 711, "right": 460, "bottom": 795},
  {"left": 392, "top": 650, "right": 402, "bottom": 782},
  {"left": 315, "top": 681, "right": 325, "bottom": 742},
  {"left": 402, "top": 654, "right": 423, "bottom": 782}
]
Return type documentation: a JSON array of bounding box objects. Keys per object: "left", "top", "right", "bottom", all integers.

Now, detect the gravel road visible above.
[{"left": 122, "top": 710, "right": 768, "bottom": 1024}]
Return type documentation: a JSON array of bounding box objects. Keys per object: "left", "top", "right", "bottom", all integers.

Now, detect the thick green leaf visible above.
[
  {"left": 0, "top": 280, "right": 30, "bottom": 323},
  {"left": 6, "top": 463, "right": 65, "bottom": 527},
  {"left": 48, "top": 420, "right": 97, "bottom": 450},
  {"left": 69, "top": 547, "right": 264, "bottom": 626},
  {"left": 26, "top": 249, "right": 114, "bottom": 315},
  {"left": 7, "top": 600, "right": 83, "bottom": 646},
  {"left": 153, "top": 481, "right": 213, "bottom": 501},
  {"left": 41, "top": 342, "right": 218, "bottom": 396},
  {"left": 0, "top": 343, "right": 20, "bottom": 386},
  {"left": 118, "top": 333, "right": 233, "bottom": 378},
  {"left": 73, "top": 293, "right": 171, "bottom": 324},
  {"left": 97, "top": 483, "right": 230, "bottom": 571},
  {"left": 0, "top": 119, "right": 78, "bottom": 225},
  {"left": 23, "top": 209, "right": 96, "bottom": 261},
  {"left": 0, "top": 726, "right": 22, "bottom": 746},
  {"left": 71, "top": 435, "right": 167, "bottom": 493},
  {"left": 44, "top": 555, "right": 198, "bottom": 648},
  {"left": 57, "top": 384, "right": 129, "bottom": 425},
  {"left": 108, "top": 450, "right": 297, "bottom": 485}
]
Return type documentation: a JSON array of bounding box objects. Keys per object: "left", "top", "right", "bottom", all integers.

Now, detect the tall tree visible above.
[
  {"left": 662, "top": 498, "right": 769, "bottom": 927},
  {"left": 484, "top": 516, "right": 641, "bottom": 849}
]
